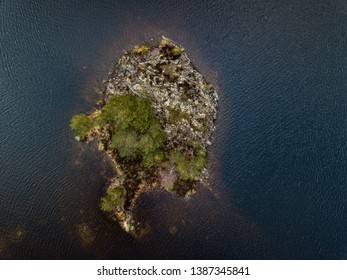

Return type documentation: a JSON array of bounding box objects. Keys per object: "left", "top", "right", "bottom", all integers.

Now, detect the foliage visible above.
[
  {"left": 112, "top": 128, "right": 138, "bottom": 159},
  {"left": 98, "top": 94, "right": 166, "bottom": 167},
  {"left": 97, "top": 94, "right": 154, "bottom": 132},
  {"left": 138, "top": 122, "right": 165, "bottom": 153},
  {"left": 169, "top": 151, "right": 206, "bottom": 181},
  {"left": 100, "top": 187, "right": 127, "bottom": 212},
  {"left": 143, "top": 149, "right": 164, "bottom": 168},
  {"left": 205, "top": 83, "right": 213, "bottom": 90},
  {"left": 70, "top": 114, "right": 94, "bottom": 139},
  {"left": 170, "top": 46, "right": 182, "bottom": 58},
  {"left": 133, "top": 45, "right": 150, "bottom": 55}
]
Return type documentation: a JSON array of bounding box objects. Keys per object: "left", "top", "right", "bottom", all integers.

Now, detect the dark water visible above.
[{"left": 1, "top": 0, "right": 346, "bottom": 259}]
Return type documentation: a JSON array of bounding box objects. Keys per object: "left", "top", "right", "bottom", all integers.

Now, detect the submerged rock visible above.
[{"left": 70, "top": 37, "right": 218, "bottom": 237}]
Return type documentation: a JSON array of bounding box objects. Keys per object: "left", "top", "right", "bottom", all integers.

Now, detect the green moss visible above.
[
  {"left": 133, "top": 45, "right": 150, "bottom": 55},
  {"left": 100, "top": 187, "right": 127, "bottom": 212},
  {"left": 165, "top": 184, "right": 174, "bottom": 192},
  {"left": 170, "top": 46, "right": 182, "bottom": 58},
  {"left": 70, "top": 114, "right": 94, "bottom": 139},
  {"left": 205, "top": 83, "right": 213, "bottom": 90}
]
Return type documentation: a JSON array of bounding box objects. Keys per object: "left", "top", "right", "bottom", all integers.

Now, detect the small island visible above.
[{"left": 70, "top": 37, "right": 218, "bottom": 237}]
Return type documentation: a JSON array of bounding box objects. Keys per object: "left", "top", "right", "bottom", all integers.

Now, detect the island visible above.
[{"left": 70, "top": 37, "right": 218, "bottom": 237}]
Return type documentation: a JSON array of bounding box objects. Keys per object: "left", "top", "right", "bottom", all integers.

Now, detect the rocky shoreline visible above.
[{"left": 71, "top": 37, "right": 218, "bottom": 237}]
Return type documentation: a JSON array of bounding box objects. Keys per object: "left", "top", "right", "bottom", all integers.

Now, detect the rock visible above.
[{"left": 75, "top": 37, "right": 218, "bottom": 237}]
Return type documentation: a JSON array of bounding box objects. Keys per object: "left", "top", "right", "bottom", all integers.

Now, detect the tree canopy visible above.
[
  {"left": 71, "top": 94, "right": 207, "bottom": 182},
  {"left": 97, "top": 94, "right": 166, "bottom": 167},
  {"left": 169, "top": 150, "right": 206, "bottom": 181},
  {"left": 70, "top": 113, "right": 94, "bottom": 139},
  {"left": 100, "top": 187, "right": 127, "bottom": 212}
]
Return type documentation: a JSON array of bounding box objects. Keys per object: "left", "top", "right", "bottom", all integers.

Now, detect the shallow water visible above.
[{"left": 0, "top": 0, "right": 346, "bottom": 259}]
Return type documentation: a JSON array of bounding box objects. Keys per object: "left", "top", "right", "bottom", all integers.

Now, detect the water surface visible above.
[{"left": 0, "top": 0, "right": 346, "bottom": 259}]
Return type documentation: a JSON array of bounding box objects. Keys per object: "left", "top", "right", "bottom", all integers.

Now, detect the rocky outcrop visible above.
[{"left": 82, "top": 37, "right": 218, "bottom": 237}]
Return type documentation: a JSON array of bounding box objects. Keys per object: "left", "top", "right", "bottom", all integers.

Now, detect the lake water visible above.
[{"left": 0, "top": 0, "right": 346, "bottom": 259}]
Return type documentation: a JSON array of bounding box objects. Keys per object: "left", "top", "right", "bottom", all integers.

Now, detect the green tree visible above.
[
  {"left": 70, "top": 114, "right": 94, "bottom": 139},
  {"left": 97, "top": 94, "right": 154, "bottom": 133},
  {"left": 169, "top": 150, "right": 206, "bottom": 181},
  {"left": 143, "top": 149, "right": 164, "bottom": 167},
  {"left": 100, "top": 187, "right": 127, "bottom": 212},
  {"left": 137, "top": 121, "right": 166, "bottom": 166},
  {"left": 112, "top": 128, "right": 138, "bottom": 159},
  {"left": 97, "top": 94, "right": 166, "bottom": 167}
]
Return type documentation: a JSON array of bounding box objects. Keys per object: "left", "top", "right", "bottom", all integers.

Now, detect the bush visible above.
[
  {"left": 70, "top": 114, "right": 94, "bottom": 139},
  {"left": 137, "top": 122, "right": 165, "bottom": 153},
  {"left": 169, "top": 151, "right": 206, "bottom": 181},
  {"left": 98, "top": 94, "right": 166, "bottom": 167},
  {"left": 97, "top": 94, "right": 154, "bottom": 133},
  {"left": 100, "top": 187, "right": 127, "bottom": 212},
  {"left": 143, "top": 149, "right": 164, "bottom": 167},
  {"left": 170, "top": 46, "right": 182, "bottom": 58},
  {"left": 133, "top": 45, "right": 150, "bottom": 55},
  {"left": 112, "top": 128, "right": 138, "bottom": 159}
]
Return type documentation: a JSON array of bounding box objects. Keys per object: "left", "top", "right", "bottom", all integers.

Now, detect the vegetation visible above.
[
  {"left": 169, "top": 150, "right": 206, "bottom": 181},
  {"left": 70, "top": 39, "right": 216, "bottom": 222},
  {"left": 112, "top": 128, "right": 138, "bottom": 159},
  {"left": 97, "top": 94, "right": 166, "bottom": 167},
  {"left": 71, "top": 92, "right": 207, "bottom": 208},
  {"left": 70, "top": 94, "right": 206, "bottom": 180},
  {"left": 100, "top": 187, "right": 127, "bottom": 212},
  {"left": 133, "top": 45, "right": 150, "bottom": 55},
  {"left": 160, "top": 38, "right": 170, "bottom": 47},
  {"left": 70, "top": 114, "right": 94, "bottom": 139},
  {"left": 170, "top": 46, "right": 182, "bottom": 58},
  {"left": 205, "top": 83, "right": 213, "bottom": 90}
]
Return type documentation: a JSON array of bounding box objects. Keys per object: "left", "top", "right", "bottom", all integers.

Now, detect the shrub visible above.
[
  {"left": 97, "top": 94, "right": 166, "bottom": 167},
  {"left": 170, "top": 46, "right": 182, "bottom": 58},
  {"left": 133, "top": 45, "right": 150, "bottom": 55},
  {"left": 100, "top": 187, "right": 127, "bottom": 212},
  {"left": 169, "top": 150, "right": 206, "bottom": 181},
  {"left": 143, "top": 149, "right": 165, "bottom": 167},
  {"left": 112, "top": 128, "right": 138, "bottom": 159},
  {"left": 70, "top": 114, "right": 94, "bottom": 139},
  {"left": 97, "top": 94, "right": 154, "bottom": 133},
  {"left": 137, "top": 122, "right": 165, "bottom": 153}
]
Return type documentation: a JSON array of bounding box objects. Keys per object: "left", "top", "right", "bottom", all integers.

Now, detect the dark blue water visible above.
[{"left": 0, "top": 0, "right": 346, "bottom": 259}]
